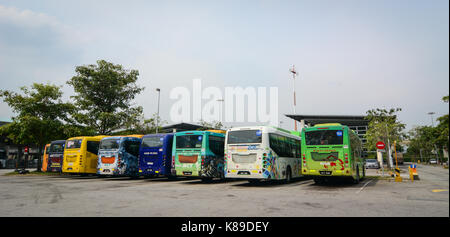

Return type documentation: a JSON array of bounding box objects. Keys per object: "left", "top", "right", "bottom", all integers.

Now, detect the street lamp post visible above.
[
  {"left": 428, "top": 112, "right": 435, "bottom": 127},
  {"left": 217, "top": 98, "right": 224, "bottom": 123},
  {"left": 156, "top": 88, "right": 161, "bottom": 134}
]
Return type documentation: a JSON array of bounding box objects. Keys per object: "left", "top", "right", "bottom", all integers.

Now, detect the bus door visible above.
[{"left": 85, "top": 140, "right": 100, "bottom": 174}]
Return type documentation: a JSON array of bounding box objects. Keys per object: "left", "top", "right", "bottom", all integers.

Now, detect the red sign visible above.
[{"left": 376, "top": 141, "right": 386, "bottom": 150}]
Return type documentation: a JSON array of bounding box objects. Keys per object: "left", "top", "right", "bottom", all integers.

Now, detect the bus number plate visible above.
[
  {"left": 238, "top": 171, "right": 251, "bottom": 175},
  {"left": 320, "top": 171, "right": 332, "bottom": 175},
  {"left": 183, "top": 171, "right": 192, "bottom": 175}
]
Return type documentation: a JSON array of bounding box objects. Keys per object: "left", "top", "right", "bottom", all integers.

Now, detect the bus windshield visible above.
[
  {"left": 305, "top": 130, "right": 344, "bottom": 145},
  {"left": 66, "top": 139, "right": 82, "bottom": 149},
  {"left": 99, "top": 139, "right": 120, "bottom": 150},
  {"left": 176, "top": 135, "right": 203, "bottom": 149},
  {"left": 142, "top": 137, "right": 164, "bottom": 148},
  {"left": 227, "top": 130, "right": 262, "bottom": 144},
  {"left": 50, "top": 143, "right": 64, "bottom": 153}
]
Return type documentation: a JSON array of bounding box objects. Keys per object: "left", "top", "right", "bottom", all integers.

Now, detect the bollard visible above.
[
  {"left": 394, "top": 168, "right": 402, "bottom": 182},
  {"left": 408, "top": 164, "right": 419, "bottom": 182}
]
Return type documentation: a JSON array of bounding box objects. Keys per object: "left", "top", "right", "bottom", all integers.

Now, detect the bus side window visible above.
[
  {"left": 209, "top": 136, "right": 224, "bottom": 157},
  {"left": 125, "top": 140, "right": 140, "bottom": 157},
  {"left": 87, "top": 141, "right": 100, "bottom": 155}
]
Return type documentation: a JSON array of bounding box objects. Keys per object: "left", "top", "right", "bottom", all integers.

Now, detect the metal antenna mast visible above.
[{"left": 290, "top": 65, "right": 298, "bottom": 131}]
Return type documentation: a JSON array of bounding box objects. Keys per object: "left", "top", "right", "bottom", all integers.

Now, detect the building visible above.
[
  {"left": 285, "top": 114, "right": 369, "bottom": 146},
  {"left": 0, "top": 121, "right": 41, "bottom": 169},
  {"left": 160, "top": 122, "right": 213, "bottom": 133}
]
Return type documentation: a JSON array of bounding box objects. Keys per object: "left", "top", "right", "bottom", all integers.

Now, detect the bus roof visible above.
[
  {"left": 227, "top": 126, "right": 300, "bottom": 140},
  {"left": 125, "top": 134, "right": 144, "bottom": 138},
  {"left": 175, "top": 130, "right": 225, "bottom": 137},
  {"left": 313, "top": 123, "right": 343, "bottom": 127},
  {"left": 143, "top": 133, "right": 173, "bottom": 138}
]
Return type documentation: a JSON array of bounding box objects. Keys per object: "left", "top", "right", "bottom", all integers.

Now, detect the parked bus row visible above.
[{"left": 40, "top": 124, "right": 365, "bottom": 184}]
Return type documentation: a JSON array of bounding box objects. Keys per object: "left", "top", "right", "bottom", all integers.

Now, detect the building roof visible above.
[
  {"left": 285, "top": 114, "right": 369, "bottom": 126},
  {"left": 161, "top": 123, "right": 212, "bottom": 133}
]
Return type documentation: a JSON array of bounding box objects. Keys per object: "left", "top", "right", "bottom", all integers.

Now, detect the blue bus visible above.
[
  {"left": 138, "top": 133, "right": 174, "bottom": 178},
  {"left": 97, "top": 136, "right": 142, "bottom": 177}
]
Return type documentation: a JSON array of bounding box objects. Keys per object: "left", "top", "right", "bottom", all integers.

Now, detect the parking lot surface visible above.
[{"left": 0, "top": 163, "right": 448, "bottom": 217}]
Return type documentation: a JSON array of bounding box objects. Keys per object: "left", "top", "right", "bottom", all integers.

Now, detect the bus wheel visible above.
[
  {"left": 285, "top": 167, "right": 292, "bottom": 184},
  {"left": 353, "top": 166, "right": 360, "bottom": 184}
]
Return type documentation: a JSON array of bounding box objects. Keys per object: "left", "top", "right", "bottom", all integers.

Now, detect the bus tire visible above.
[
  {"left": 353, "top": 166, "right": 360, "bottom": 184},
  {"left": 285, "top": 167, "right": 292, "bottom": 184}
]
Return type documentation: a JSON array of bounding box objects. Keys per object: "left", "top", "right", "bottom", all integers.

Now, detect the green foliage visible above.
[
  {"left": 115, "top": 113, "right": 166, "bottom": 135},
  {"left": 0, "top": 83, "right": 77, "bottom": 146},
  {"left": 67, "top": 60, "right": 145, "bottom": 135},
  {"left": 364, "top": 108, "right": 406, "bottom": 151},
  {"left": 406, "top": 95, "right": 449, "bottom": 161},
  {"left": 197, "top": 120, "right": 224, "bottom": 130}
]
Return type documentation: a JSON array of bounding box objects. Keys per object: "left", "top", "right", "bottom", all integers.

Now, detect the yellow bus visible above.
[{"left": 62, "top": 135, "right": 109, "bottom": 174}]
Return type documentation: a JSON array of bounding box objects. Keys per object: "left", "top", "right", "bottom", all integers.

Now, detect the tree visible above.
[
  {"left": 0, "top": 83, "right": 76, "bottom": 171},
  {"left": 406, "top": 95, "right": 449, "bottom": 163},
  {"left": 67, "top": 60, "right": 145, "bottom": 135},
  {"left": 116, "top": 113, "right": 167, "bottom": 135},
  {"left": 198, "top": 120, "right": 225, "bottom": 130},
  {"left": 364, "top": 108, "right": 406, "bottom": 168}
]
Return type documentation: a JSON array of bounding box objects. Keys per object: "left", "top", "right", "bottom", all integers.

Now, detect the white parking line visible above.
[{"left": 356, "top": 179, "right": 374, "bottom": 194}]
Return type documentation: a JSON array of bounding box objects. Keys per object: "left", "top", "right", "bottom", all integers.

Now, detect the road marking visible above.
[
  {"left": 356, "top": 179, "right": 374, "bottom": 194},
  {"left": 432, "top": 189, "right": 448, "bottom": 193}
]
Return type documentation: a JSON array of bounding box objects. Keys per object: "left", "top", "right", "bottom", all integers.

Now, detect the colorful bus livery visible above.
[
  {"left": 47, "top": 140, "right": 65, "bottom": 172},
  {"left": 62, "top": 136, "right": 108, "bottom": 174},
  {"left": 173, "top": 131, "right": 225, "bottom": 181},
  {"left": 301, "top": 123, "right": 365, "bottom": 183},
  {"left": 139, "top": 134, "right": 174, "bottom": 177},
  {"left": 97, "top": 136, "right": 142, "bottom": 177},
  {"left": 225, "top": 126, "right": 302, "bottom": 183}
]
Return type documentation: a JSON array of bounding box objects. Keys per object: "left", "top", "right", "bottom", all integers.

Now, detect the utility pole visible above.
[
  {"left": 385, "top": 123, "right": 394, "bottom": 169},
  {"left": 156, "top": 88, "right": 161, "bottom": 134},
  {"left": 428, "top": 112, "right": 440, "bottom": 164},
  {"left": 290, "top": 65, "right": 298, "bottom": 131}
]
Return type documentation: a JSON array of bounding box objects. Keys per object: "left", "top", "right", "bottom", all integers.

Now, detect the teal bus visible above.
[
  {"left": 301, "top": 123, "right": 365, "bottom": 184},
  {"left": 172, "top": 131, "right": 225, "bottom": 182}
]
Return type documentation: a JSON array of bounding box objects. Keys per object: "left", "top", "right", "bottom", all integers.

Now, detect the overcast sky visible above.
[{"left": 0, "top": 0, "right": 448, "bottom": 131}]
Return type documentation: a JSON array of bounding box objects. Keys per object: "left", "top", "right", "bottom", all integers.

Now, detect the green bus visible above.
[
  {"left": 301, "top": 123, "right": 365, "bottom": 184},
  {"left": 172, "top": 131, "right": 225, "bottom": 182}
]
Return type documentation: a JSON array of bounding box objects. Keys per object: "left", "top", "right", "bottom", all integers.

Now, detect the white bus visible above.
[{"left": 225, "top": 126, "right": 302, "bottom": 183}]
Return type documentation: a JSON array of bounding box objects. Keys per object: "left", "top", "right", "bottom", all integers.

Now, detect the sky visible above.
[{"left": 0, "top": 0, "right": 448, "bottom": 131}]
